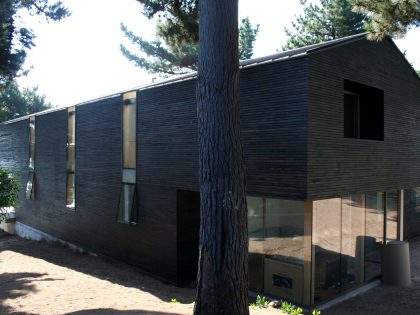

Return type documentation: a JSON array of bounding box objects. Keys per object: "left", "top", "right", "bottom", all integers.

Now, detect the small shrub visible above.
[
  {"left": 170, "top": 298, "right": 180, "bottom": 303},
  {"left": 249, "top": 295, "right": 269, "bottom": 308},
  {"left": 0, "top": 169, "right": 20, "bottom": 222},
  {"left": 312, "top": 310, "right": 321, "bottom": 315},
  {"left": 280, "top": 301, "right": 302, "bottom": 315}
]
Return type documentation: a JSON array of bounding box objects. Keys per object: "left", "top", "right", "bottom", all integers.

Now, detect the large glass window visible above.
[
  {"left": 313, "top": 191, "right": 400, "bottom": 303},
  {"left": 365, "top": 192, "right": 385, "bottom": 280},
  {"left": 247, "top": 196, "right": 306, "bottom": 304},
  {"left": 386, "top": 191, "right": 399, "bottom": 241},
  {"left": 66, "top": 107, "right": 76, "bottom": 209},
  {"left": 118, "top": 91, "right": 137, "bottom": 225},
  {"left": 341, "top": 195, "right": 365, "bottom": 291},
  {"left": 248, "top": 196, "right": 264, "bottom": 291},
  {"left": 26, "top": 116, "right": 36, "bottom": 200},
  {"left": 313, "top": 198, "right": 342, "bottom": 302}
]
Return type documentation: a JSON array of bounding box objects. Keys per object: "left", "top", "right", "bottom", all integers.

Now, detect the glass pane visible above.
[
  {"left": 386, "top": 191, "right": 398, "bottom": 242},
  {"left": 263, "top": 199, "right": 304, "bottom": 304},
  {"left": 67, "top": 145, "right": 75, "bottom": 172},
  {"left": 264, "top": 199, "right": 304, "bottom": 264},
  {"left": 117, "top": 184, "right": 136, "bottom": 224},
  {"left": 247, "top": 196, "right": 264, "bottom": 291},
  {"left": 365, "top": 192, "right": 384, "bottom": 280},
  {"left": 68, "top": 111, "right": 75, "bottom": 145},
  {"left": 29, "top": 118, "right": 35, "bottom": 144},
  {"left": 344, "top": 93, "right": 360, "bottom": 138},
  {"left": 123, "top": 103, "right": 136, "bottom": 168},
  {"left": 29, "top": 143, "right": 35, "bottom": 170},
  {"left": 341, "top": 195, "right": 365, "bottom": 291},
  {"left": 66, "top": 173, "right": 75, "bottom": 208},
  {"left": 313, "top": 198, "right": 341, "bottom": 302},
  {"left": 25, "top": 171, "right": 35, "bottom": 200},
  {"left": 29, "top": 117, "right": 35, "bottom": 169}
]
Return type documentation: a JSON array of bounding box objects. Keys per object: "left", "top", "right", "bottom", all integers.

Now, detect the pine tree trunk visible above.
[{"left": 194, "top": 0, "right": 249, "bottom": 314}]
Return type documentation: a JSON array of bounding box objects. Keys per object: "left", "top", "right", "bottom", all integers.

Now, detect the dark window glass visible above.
[
  {"left": 344, "top": 80, "right": 384, "bottom": 141},
  {"left": 247, "top": 196, "right": 264, "bottom": 291},
  {"left": 344, "top": 93, "right": 360, "bottom": 138},
  {"left": 117, "top": 184, "right": 137, "bottom": 225}
]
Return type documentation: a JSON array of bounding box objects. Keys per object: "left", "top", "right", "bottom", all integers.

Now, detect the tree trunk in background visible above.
[{"left": 194, "top": 0, "right": 249, "bottom": 314}]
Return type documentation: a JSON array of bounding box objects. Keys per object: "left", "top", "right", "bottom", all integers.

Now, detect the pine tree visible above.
[
  {"left": 0, "top": 0, "right": 70, "bottom": 88},
  {"left": 0, "top": 81, "right": 53, "bottom": 123},
  {"left": 121, "top": 1, "right": 259, "bottom": 75},
  {"left": 351, "top": 0, "right": 420, "bottom": 40},
  {"left": 128, "top": 0, "right": 249, "bottom": 313},
  {"left": 283, "top": 0, "right": 369, "bottom": 50}
]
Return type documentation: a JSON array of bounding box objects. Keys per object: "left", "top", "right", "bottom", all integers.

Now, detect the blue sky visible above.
[{"left": 16, "top": 0, "right": 420, "bottom": 108}]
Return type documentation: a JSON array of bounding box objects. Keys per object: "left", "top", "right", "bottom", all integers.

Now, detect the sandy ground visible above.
[
  {"left": 322, "top": 236, "right": 420, "bottom": 315},
  {"left": 0, "top": 233, "right": 281, "bottom": 315},
  {"left": 1, "top": 233, "right": 419, "bottom": 315}
]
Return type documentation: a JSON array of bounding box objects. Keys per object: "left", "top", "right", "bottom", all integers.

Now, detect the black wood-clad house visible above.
[{"left": 1, "top": 34, "right": 420, "bottom": 306}]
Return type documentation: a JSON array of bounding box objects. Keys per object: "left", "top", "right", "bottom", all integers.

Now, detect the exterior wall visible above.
[
  {"left": 0, "top": 57, "right": 309, "bottom": 284},
  {"left": 307, "top": 38, "right": 420, "bottom": 200},
  {"left": 0, "top": 119, "right": 28, "bottom": 201},
  {"left": 137, "top": 58, "right": 309, "bottom": 282}
]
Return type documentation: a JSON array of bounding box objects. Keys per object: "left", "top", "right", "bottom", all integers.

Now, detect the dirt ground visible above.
[
  {"left": 1, "top": 233, "right": 419, "bottom": 315},
  {"left": 322, "top": 236, "right": 420, "bottom": 315},
  {"left": 0, "top": 233, "right": 281, "bottom": 315}
]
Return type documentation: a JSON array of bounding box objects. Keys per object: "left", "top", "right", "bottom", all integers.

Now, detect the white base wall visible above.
[{"left": 15, "top": 221, "right": 87, "bottom": 254}]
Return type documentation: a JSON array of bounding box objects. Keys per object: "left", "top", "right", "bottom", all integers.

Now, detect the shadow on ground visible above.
[
  {"left": 0, "top": 271, "right": 61, "bottom": 315},
  {"left": 0, "top": 234, "right": 195, "bottom": 305},
  {"left": 67, "top": 309, "right": 185, "bottom": 315}
]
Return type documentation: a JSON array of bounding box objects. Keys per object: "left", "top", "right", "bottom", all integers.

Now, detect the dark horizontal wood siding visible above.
[
  {"left": 0, "top": 119, "right": 28, "bottom": 202},
  {"left": 15, "top": 110, "right": 68, "bottom": 235},
  {"left": 0, "top": 57, "right": 309, "bottom": 284},
  {"left": 307, "top": 38, "right": 420, "bottom": 200},
  {"left": 241, "top": 58, "right": 308, "bottom": 200}
]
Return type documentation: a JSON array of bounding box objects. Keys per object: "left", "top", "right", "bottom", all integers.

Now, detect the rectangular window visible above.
[
  {"left": 123, "top": 91, "right": 136, "bottom": 169},
  {"left": 116, "top": 183, "right": 137, "bottom": 224},
  {"left": 66, "top": 107, "right": 76, "bottom": 209},
  {"left": 247, "top": 196, "right": 306, "bottom": 304},
  {"left": 343, "top": 80, "right": 384, "bottom": 140},
  {"left": 26, "top": 116, "right": 36, "bottom": 200},
  {"left": 118, "top": 91, "right": 137, "bottom": 224}
]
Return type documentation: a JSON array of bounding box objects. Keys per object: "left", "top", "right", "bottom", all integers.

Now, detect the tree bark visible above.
[{"left": 194, "top": 0, "right": 249, "bottom": 314}]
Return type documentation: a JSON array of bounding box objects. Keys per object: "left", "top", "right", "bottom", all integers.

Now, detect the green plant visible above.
[
  {"left": 280, "top": 301, "right": 303, "bottom": 315},
  {"left": 0, "top": 168, "right": 20, "bottom": 222},
  {"left": 312, "top": 310, "right": 321, "bottom": 315},
  {"left": 249, "top": 295, "right": 269, "bottom": 308},
  {"left": 170, "top": 298, "right": 180, "bottom": 303}
]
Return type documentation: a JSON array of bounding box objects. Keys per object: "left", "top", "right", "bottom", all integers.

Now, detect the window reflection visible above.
[
  {"left": 26, "top": 116, "right": 36, "bottom": 200},
  {"left": 247, "top": 196, "right": 305, "bottom": 303},
  {"left": 386, "top": 191, "right": 398, "bottom": 241},
  {"left": 66, "top": 107, "right": 76, "bottom": 209},
  {"left": 365, "top": 192, "right": 384, "bottom": 280}
]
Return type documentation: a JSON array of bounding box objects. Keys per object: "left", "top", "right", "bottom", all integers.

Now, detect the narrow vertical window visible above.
[
  {"left": 117, "top": 91, "right": 137, "bottom": 224},
  {"left": 66, "top": 107, "right": 76, "bottom": 209},
  {"left": 26, "top": 116, "right": 36, "bottom": 199},
  {"left": 123, "top": 91, "right": 136, "bottom": 169}
]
